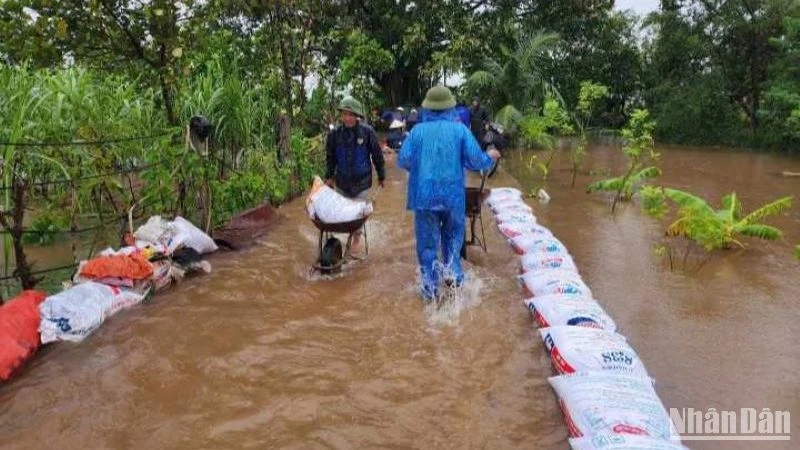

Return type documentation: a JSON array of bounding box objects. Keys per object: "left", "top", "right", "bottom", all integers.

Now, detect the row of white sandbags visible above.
[
  {"left": 487, "top": 188, "right": 687, "bottom": 450},
  {"left": 38, "top": 216, "right": 217, "bottom": 344}
]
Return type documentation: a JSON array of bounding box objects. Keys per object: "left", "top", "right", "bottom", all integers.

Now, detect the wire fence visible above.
[
  {"left": 0, "top": 131, "right": 175, "bottom": 147},
  {"left": 0, "top": 131, "right": 186, "bottom": 290}
]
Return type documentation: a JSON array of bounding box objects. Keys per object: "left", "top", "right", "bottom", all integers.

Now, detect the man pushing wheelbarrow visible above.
[{"left": 323, "top": 96, "right": 386, "bottom": 259}]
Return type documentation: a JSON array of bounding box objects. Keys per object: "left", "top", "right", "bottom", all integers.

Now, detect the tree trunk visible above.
[
  {"left": 158, "top": 44, "right": 179, "bottom": 126},
  {"left": 0, "top": 177, "right": 39, "bottom": 290},
  {"left": 278, "top": 114, "right": 291, "bottom": 164}
]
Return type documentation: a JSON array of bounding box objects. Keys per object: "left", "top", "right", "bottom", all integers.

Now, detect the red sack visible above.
[
  {"left": 80, "top": 254, "right": 154, "bottom": 280},
  {"left": 0, "top": 290, "right": 48, "bottom": 381}
]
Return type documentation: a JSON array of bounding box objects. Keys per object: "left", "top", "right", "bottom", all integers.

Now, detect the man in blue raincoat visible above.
[{"left": 398, "top": 86, "right": 501, "bottom": 300}]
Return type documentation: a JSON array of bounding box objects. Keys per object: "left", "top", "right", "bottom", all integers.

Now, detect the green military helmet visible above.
[
  {"left": 337, "top": 96, "right": 365, "bottom": 118},
  {"left": 422, "top": 85, "right": 456, "bottom": 111}
]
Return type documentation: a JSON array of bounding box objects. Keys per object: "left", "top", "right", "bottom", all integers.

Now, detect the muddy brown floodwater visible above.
[{"left": 1, "top": 143, "right": 798, "bottom": 449}]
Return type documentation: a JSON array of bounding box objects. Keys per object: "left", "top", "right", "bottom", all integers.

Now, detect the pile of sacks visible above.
[
  {"left": 0, "top": 216, "right": 217, "bottom": 381},
  {"left": 487, "top": 187, "right": 688, "bottom": 450}
]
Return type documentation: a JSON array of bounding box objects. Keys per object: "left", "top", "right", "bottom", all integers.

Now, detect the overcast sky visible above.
[{"left": 615, "top": 0, "right": 660, "bottom": 15}]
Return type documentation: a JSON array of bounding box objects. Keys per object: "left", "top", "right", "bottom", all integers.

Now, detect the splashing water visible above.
[{"left": 422, "top": 261, "right": 485, "bottom": 329}]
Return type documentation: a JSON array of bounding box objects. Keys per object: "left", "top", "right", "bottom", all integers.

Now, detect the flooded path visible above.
[
  {"left": 0, "top": 160, "right": 565, "bottom": 449},
  {"left": 1, "top": 143, "right": 799, "bottom": 449}
]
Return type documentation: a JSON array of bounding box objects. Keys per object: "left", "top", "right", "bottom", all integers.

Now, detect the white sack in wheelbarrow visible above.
[
  {"left": 524, "top": 294, "right": 617, "bottom": 331},
  {"left": 39, "top": 282, "right": 145, "bottom": 344},
  {"left": 306, "top": 176, "right": 373, "bottom": 223},
  {"left": 165, "top": 216, "right": 218, "bottom": 254},
  {"left": 519, "top": 269, "right": 592, "bottom": 297},
  {"left": 549, "top": 372, "right": 680, "bottom": 441},
  {"left": 570, "top": 435, "right": 688, "bottom": 450},
  {"left": 539, "top": 326, "right": 650, "bottom": 378}
]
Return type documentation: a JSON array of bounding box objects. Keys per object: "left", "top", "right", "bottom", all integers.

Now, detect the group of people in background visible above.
[{"left": 379, "top": 96, "right": 490, "bottom": 153}]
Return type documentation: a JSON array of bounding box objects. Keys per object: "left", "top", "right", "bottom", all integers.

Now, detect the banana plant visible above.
[
  {"left": 587, "top": 166, "right": 661, "bottom": 205},
  {"left": 658, "top": 189, "right": 792, "bottom": 250},
  {"left": 586, "top": 109, "right": 659, "bottom": 213}
]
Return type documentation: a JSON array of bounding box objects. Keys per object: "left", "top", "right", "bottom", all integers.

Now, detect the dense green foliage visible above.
[{"left": 1, "top": 1, "right": 797, "bottom": 151}]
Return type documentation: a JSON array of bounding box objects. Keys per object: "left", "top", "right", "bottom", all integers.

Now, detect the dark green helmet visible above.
[{"left": 337, "top": 96, "right": 365, "bottom": 118}]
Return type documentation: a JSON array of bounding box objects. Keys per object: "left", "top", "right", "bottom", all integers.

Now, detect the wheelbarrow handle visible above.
[{"left": 478, "top": 169, "right": 488, "bottom": 194}]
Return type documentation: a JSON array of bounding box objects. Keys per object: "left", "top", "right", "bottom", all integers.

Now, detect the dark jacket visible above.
[
  {"left": 325, "top": 123, "right": 385, "bottom": 198},
  {"left": 387, "top": 129, "right": 407, "bottom": 150},
  {"left": 469, "top": 105, "right": 489, "bottom": 142}
]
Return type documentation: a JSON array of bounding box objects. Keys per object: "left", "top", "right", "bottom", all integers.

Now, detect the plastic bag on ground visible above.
[
  {"left": 570, "top": 435, "right": 688, "bottom": 450},
  {"left": 539, "top": 326, "right": 649, "bottom": 377},
  {"left": 39, "top": 282, "right": 145, "bottom": 344},
  {"left": 305, "top": 176, "right": 373, "bottom": 224},
  {"left": 549, "top": 372, "right": 679, "bottom": 441},
  {"left": 524, "top": 294, "right": 616, "bottom": 331},
  {"left": 0, "top": 291, "right": 47, "bottom": 381},
  {"left": 167, "top": 216, "right": 218, "bottom": 254},
  {"left": 519, "top": 269, "right": 592, "bottom": 297},
  {"left": 520, "top": 253, "right": 578, "bottom": 273},
  {"left": 510, "top": 235, "right": 569, "bottom": 256},
  {"left": 497, "top": 222, "right": 553, "bottom": 239}
]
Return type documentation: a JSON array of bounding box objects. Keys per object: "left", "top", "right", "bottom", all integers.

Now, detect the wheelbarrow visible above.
[
  {"left": 461, "top": 171, "right": 489, "bottom": 259},
  {"left": 310, "top": 216, "right": 370, "bottom": 275}
]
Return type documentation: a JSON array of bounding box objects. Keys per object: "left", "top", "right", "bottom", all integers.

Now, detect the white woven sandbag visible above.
[
  {"left": 134, "top": 215, "right": 174, "bottom": 246},
  {"left": 519, "top": 269, "right": 591, "bottom": 297},
  {"left": 570, "top": 435, "right": 688, "bottom": 450},
  {"left": 539, "top": 326, "right": 650, "bottom": 377},
  {"left": 509, "top": 235, "right": 568, "bottom": 256},
  {"left": 549, "top": 372, "right": 679, "bottom": 441},
  {"left": 520, "top": 253, "right": 578, "bottom": 273},
  {"left": 497, "top": 221, "right": 553, "bottom": 239},
  {"left": 486, "top": 187, "right": 523, "bottom": 207},
  {"left": 494, "top": 210, "right": 537, "bottom": 226},
  {"left": 167, "top": 216, "right": 218, "bottom": 254},
  {"left": 39, "top": 282, "right": 144, "bottom": 344},
  {"left": 491, "top": 199, "right": 533, "bottom": 215},
  {"left": 524, "top": 295, "right": 616, "bottom": 331},
  {"left": 307, "top": 184, "right": 373, "bottom": 223}
]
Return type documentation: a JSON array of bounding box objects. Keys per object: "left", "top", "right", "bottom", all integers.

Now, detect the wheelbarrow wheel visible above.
[{"left": 320, "top": 237, "right": 343, "bottom": 274}]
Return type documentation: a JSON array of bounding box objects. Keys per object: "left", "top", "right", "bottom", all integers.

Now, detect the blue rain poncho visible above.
[
  {"left": 397, "top": 108, "right": 494, "bottom": 212},
  {"left": 397, "top": 108, "right": 494, "bottom": 298}
]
